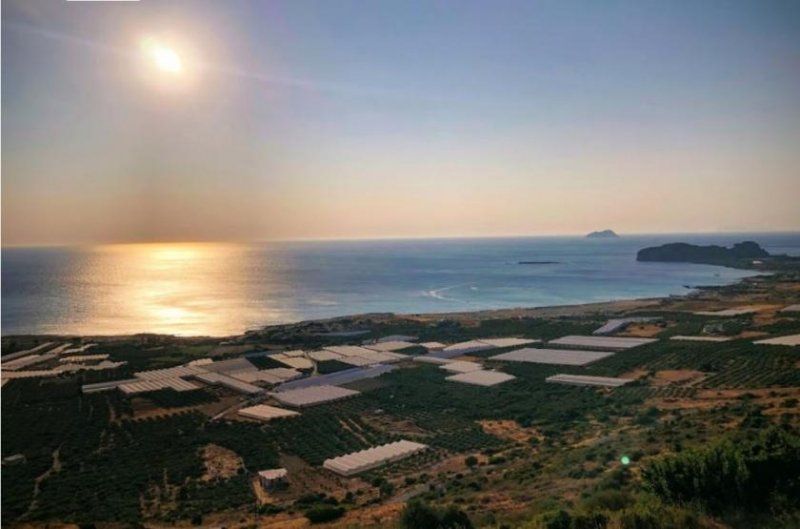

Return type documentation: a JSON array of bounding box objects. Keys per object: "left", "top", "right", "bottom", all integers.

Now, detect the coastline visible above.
[{"left": 1, "top": 271, "right": 777, "bottom": 342}]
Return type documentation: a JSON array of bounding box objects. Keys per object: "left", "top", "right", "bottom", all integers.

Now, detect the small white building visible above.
[{"left": 258, "top": 468, "right": 288, "bottom": 489}]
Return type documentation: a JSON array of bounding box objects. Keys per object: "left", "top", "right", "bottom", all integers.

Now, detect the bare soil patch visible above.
[
  {"left": 621, "top": 323, "right": 665, "bottom": 337},
  {"left": 201, "top": 444, "right": 243, "bottom": 481},
  {"left": 362, "top": 413, "right": 429, "bottom": 437},
  {"left": 480, "top": 419, "right": 540, "bottom": 444},
  {"left": 652, "top": 370, "right": 705, "bottom": 387}
]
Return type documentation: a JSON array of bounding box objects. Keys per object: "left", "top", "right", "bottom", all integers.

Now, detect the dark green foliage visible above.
[
  {"left": 439, "top": 505, "right": 475, "bottom": 528},
  {"left": 379, "top": 480, "right": 395, "bottom": 498},
  {"left": 171, "top": 475, "right": 255, "bottom": 519},
  {"left": 262, "top": 405, "right": 392, "bottom": 465},
  {"left": 617, "top": 503, "right": 700, "bottom": 529},
  {"left": 399, "top": 501, "right": 473, "bottom": 529},
  {"left": 304, "top": 505, "right": 345, "bottom": 523},
  {"left": 87, "top": 341, "right": 217, "bottom": 372},
  {"left": 643, "top": 427, "right": 800, "bottom": 514},
  {"left": 245, "top": 354, "right": 287, "bottom": 370},
  {"left": 571, "top": 512, "right": 609, "bottom": 529},
  {"left": 546, "top": 510, "right": 572, "bottom": 529},
  {"left": 584, "top": 490, "right": 635, "bottom": 512},
  {"left": 589, "top": 340, "right": 800, "bottom": 389},
  {"left": 1, "top": 377, "right": 280, "bottom": 524},
  {"left": 429, "top": 426, "right": 505, "bottom": 452},
  {"left": 316, "top": 359, "right": 354, "bottom": 374},
  {"left": 400, "top": 500, "right": 441, "bottom": 529},
  {"left": 145, "top": 389, "right": 217, "bottom": 408},
  {"left": 362, "top": 364, "right": 604, "bottom": 430}
]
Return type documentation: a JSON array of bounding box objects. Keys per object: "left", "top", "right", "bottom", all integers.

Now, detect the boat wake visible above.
[{"left": 422, "top": 283, "right": 475, "bottom": 303}]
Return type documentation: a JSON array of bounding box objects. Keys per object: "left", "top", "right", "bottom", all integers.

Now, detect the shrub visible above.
[
  {"left": 304, "top": 505, "right": 345, "bottom": 524},
  {"left": 571, "top": 511, "right": 609, "bottom": 529},
  {"left": 545, "top": 510, "right": 572, "bottom": 529},
  {"left": 399, "top": 501, "right": 473, "bottom": 529},
  {"left": 643, "top": 427, "right": 800, "bottom": 514}
]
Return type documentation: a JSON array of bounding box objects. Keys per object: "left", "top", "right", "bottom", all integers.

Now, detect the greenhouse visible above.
[
  {"left": 445, "top": 370, "right": 516, "bottom": 387},
  {"left": 490, "top": 348, "right": 614, "bottom": 366},
  {"left": 323, "top": 440, "right": 427, "bottom": 476},
  {"left": 545, "top": 374, "right": 633, "bottom": 387},
  {"left": 238, "top": 404, "right": 299, "bottom": 421},
  {"left": 271, "top": 384, "right": 360, "bottom": 408},
  {"left": 548, "top": 335, "right": 657, "bottom": 350}
]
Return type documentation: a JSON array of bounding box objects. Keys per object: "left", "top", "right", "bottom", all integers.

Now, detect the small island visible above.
[{"left": 586, "top": 229, "right": 619, "bottom": 239}]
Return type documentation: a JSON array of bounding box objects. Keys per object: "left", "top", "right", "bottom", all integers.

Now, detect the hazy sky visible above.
[{"left": 2, "top": 0, "right": 799, "bottom": 245}]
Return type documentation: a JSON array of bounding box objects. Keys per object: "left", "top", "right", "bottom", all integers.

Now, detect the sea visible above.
[{"left": 2, "top": 233, "right": 799, "bottom": 337}]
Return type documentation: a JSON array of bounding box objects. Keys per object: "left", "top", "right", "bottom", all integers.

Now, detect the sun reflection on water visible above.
[{"left": 65, "top": 242, "right": 293, "bottom": 336}]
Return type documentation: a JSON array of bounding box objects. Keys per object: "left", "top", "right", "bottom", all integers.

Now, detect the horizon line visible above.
[{"left": 3, "top": 228, "right": 800, "bottom": 249}]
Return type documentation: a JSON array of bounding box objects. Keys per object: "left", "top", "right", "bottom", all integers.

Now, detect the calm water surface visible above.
[{"left": 3, "top": 233, "right": 799, "bottom": 336}]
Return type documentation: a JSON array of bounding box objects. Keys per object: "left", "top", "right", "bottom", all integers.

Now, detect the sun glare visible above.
[{"left": 141, "top": 37, "right": 183, "bottom": 74}]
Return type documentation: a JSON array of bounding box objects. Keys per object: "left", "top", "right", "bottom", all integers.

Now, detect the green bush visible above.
[
  {"left": 643, "top": 427, "right": 800, "bottom": 514},
  {"left": 399, "top": 501, "right": 473, "bottom": 529},
  {"left": 304, "top": 505, "right": 345, "bottom": 524}
]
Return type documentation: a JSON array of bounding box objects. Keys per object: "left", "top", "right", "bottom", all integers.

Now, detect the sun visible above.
[{"left": 141, "top": 36, "right": 183, "bottom": 74}]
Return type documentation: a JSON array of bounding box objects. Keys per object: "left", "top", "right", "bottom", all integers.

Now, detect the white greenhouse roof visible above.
[
  {"left": 119, "top": 377, "right": 200, "bottom": 395},
  {"left": 491, "top": 348, "right": 613, "bottom": 365},
  {"left": 548, "top": 335, "right": 657, "bottom": 350},
  {"left": 323, "top": 440, "right": 427, "bottom": 476},
  {"left": 272, "top": 356, "right": 314, "bottom": 370},
  {"left": 271, "top": 384, "right": 360, "bottom": 408},
  {"left": 258, "top": 468, "right": 288, "bottom": 480},
  {"left": 413, "top": 355, "right": 453, "bottom": 365},
  {"left": 194, "top": 372, "right": 263, "bottom": 394},
  {"left": 546, "top": 374, "right": 633, "bottom": 387},
  {"left": 438, "top": 340, "right": 497, "bottom": 357},
  {"left": 446, "top": 370, "right": 516, "bottom": 386},
  {"left": 420, "top": 342, "right": 446, "bottom": 351},
  {"left": 239, "top": 404, "right": 299, "bottom": 421},
  {"left": 669, "top": 335, "right": 731, "bottom": 342},
  {"left": 282, "top": 350, "right": 307, "bottom": 357},
  {"left": 780, "top": 304, "right": 800, "bottom": 313},
  {"left": 338, "top": 355, "right": 376, "bottom": 367},
  {"left": 477, "top": 337, "right": 540, "bottom": 348},
  {"left": 2, "top": 354, "right": 53, "bottom": 371},
  {"left": 228, "top": 368, "right": 302, "bottom": 385},
  {"left": 754, "top": 334, "right": 800, "bottom": 346},
  {"left": 188, "top": 358, "right": 214, "bottom": 366},
  {"left": 440, "top": 361, "right": 483, "bottom": 373},
  {"left": 2, "top": 342, "right": 55, "bottom": 361},
  {"left": 60, "top": 343, "right": 97, "bottom": 354},
  {"left": 323, "top": 345, "right": 379, "bottom": 357},
  {"left": 308, "top": 350, "right": 344, "bottom": 362},
  {"left": 364, "top": 341, "right": 416, "bottom": 352},
  {"left": 693, "top": 306, "right": 760, "bottom": 317},
  {"left": 134, "top": 365, "right": 208, "bottom": 381},
  {"left": 203, "top": 358, "right": 257, "bottom": 374},
  {"left": 58, "top": 354, "right": 109, "bottom": 362}
]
